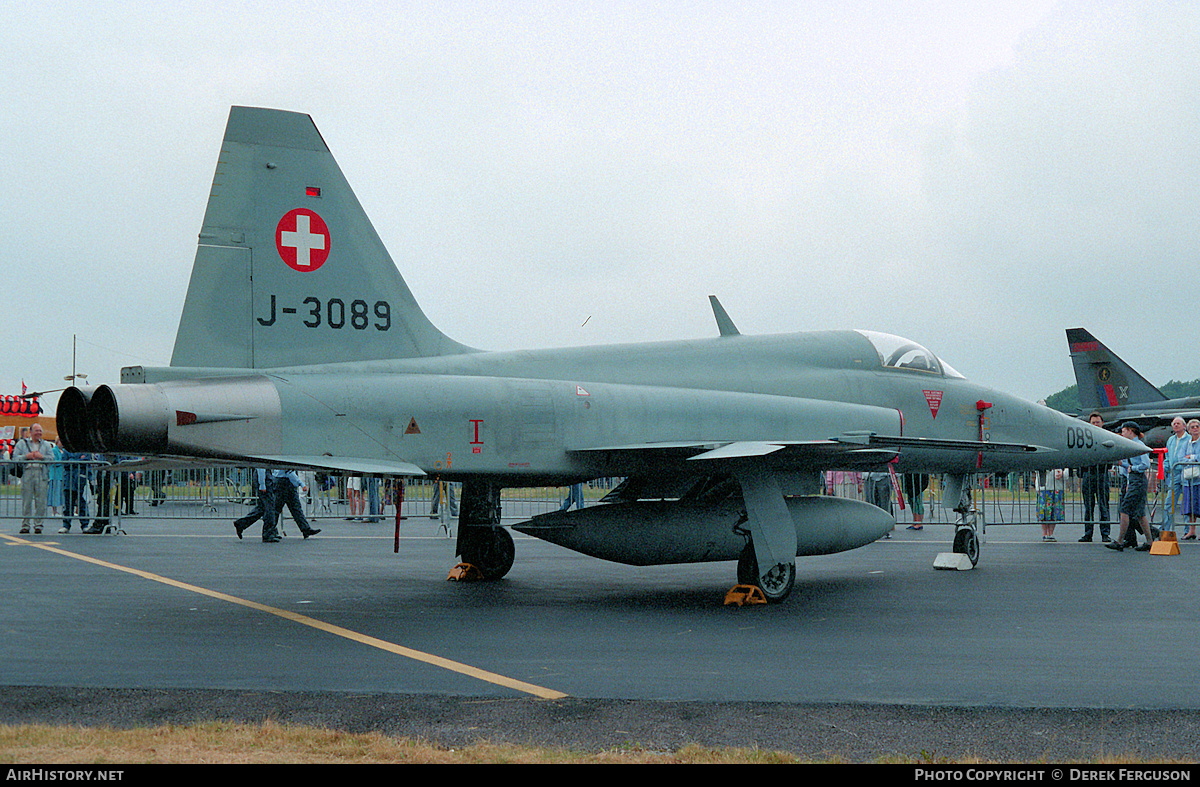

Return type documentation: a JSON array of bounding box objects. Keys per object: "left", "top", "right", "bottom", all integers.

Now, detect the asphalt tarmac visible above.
[{"left": 3, "top": 511, "right": 1199, "bottom": 761}]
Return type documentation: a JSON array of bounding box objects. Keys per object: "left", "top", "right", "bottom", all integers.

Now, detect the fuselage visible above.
[{"left": 125, "top": 328, "right": 1142, "bottom": 482}]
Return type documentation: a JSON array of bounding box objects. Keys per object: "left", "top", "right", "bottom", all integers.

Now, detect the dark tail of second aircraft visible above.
[{"left": 1066, "top": 327, "right": 1166, "bottom": 412}]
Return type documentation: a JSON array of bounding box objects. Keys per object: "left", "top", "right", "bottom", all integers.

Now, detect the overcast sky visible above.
[{"left": 3, "top": 1, "right": 1196, "bottom": 413}]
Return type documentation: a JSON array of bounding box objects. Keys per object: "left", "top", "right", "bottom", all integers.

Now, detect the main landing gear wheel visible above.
[
  {"left": 953, "top": 527, "right": 980, "bottom": 566},
  {"left": 458, "top": 526, "right": 515, "bottom": 580},
  {"left": 737, "top": 542, "right": 796, "bottom": 603}
]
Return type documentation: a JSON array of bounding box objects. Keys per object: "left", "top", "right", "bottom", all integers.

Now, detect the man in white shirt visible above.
[{"left": 14, "top": 423, "right": 50, "bottom": 534}]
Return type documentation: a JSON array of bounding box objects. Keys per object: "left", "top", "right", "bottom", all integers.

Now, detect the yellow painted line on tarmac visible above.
[{"left": 0, "top": 533, "right": 567, "bottom": 700}]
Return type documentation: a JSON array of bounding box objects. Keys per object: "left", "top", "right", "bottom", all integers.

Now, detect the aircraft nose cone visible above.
[{"left": 1094, "top": 424, "right": 1148, "bottom": 459}]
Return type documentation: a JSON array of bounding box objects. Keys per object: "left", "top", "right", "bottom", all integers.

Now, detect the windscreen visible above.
[{"left": 855, "top": 330, "right": 965, "bottom": 378}]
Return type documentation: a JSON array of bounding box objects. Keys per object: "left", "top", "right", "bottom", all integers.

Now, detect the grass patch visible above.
[
  {"left": 0, "top": 721, "right": 818, "bottom": 764},
  {"left": 1, "top": 721, "right": 1183, "bottom": 764}
]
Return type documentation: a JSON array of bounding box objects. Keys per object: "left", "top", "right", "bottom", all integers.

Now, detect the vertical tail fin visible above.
[
  {"left": 1065, "top": 328, "right": 1165, "bottom": 410},
  {"left": 171, "top": 106, "right": 474, "bottom": 369}
]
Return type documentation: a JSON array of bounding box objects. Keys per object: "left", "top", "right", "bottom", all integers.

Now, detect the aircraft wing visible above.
[{"left": 569, "top": 434, "right": 1048, "bottom": 471}]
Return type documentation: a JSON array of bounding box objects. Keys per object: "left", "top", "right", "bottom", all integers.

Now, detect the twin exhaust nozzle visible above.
[
  {"left": 57, "top": 376, "right": 282, "bottom": 460},
  {"left": 56, "top": 385, "right": 170, "bottom": 455}
]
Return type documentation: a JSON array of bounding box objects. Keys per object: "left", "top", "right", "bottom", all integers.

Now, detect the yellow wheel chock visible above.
[
  {"left": 447, "top": 562, "right": 485, "bottom": 581},
  {"left": 1150, "top": 531, "right": 1182, "bottom": 556},
  {"left": 723, "top": 584, "right": 767, "bottom": 606}
]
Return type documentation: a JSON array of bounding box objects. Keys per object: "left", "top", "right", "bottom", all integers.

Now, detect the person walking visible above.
[
  {"left": 1106, "top": 422, "right": 1156, "bottom": 552},
  {"left": 234, "top": 467, "right": 275, "bottom": 541},
  {"left": 270, "top": 469, "right": 321, "bottom": 541}
]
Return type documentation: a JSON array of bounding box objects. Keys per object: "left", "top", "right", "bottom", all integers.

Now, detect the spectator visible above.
[
  {"left": 47, "top": 439, "right": 64, "bottom": 518},
  {"left": 59, "top": 449, "right": 93, "bottom": 533},
  {"left": 1106, "top": 422, "right": 1155, "bottom": 552},
  {"left": 559, "top": 483, "right": 585, "bottom": 512},
  {"left": 346, "top": 473, "right": 363, "bottom": 520},
  {"left": 431, "top": 480, "right": 458, "bottom": 518},
  {"left": 903, "top": 473, "right": 929, "bottom": 531},
  {"left": 270, "top": 469, "right": 321, "bottom": 541},
  {"left": 1162, "top": 417, "right": 1189, "bottom": 531},
  {"left": 365, "top": 475, "right": 381, "bottom": 522},
  {"left": 13, "top": 423, "right": 52, "bottom": 534},
  {"left": 864, "top": 471, "right": 893, "bottom": 515},
  {"left": 1078, "top": 413, "right": 1112, "bottom": 542},
  {"left": 234, "top": 468, "right": 275, "bottom": 541},
  {"left": 1181, "top": 420, "right": 1200, "bottom": 539}
]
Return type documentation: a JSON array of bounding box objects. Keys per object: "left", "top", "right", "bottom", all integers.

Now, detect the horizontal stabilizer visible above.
[
  {"left": 247, "top": 454, "right": 426, "bottom": 477},
  {"left": 104, "top": 453, "right": 425, "bottom": 477}
]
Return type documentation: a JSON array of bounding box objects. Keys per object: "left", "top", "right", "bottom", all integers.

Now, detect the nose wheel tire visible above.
[{"left": 953, "top": 527, "right": 980, "bottom": 566}]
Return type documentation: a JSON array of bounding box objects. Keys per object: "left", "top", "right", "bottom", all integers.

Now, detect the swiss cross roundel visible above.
[{"left": 276, "top": 208, "right": 331, "bottom": 272}]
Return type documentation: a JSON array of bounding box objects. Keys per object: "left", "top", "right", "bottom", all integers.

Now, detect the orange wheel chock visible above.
[
  {"left": 447, "top": 563, "right": 485, "bottom": 581},
  {"left": 1151, "top": 531, "right": 1182, "bottom": 556},
  {"left": 723, "top": 584, "right": 767, "bottom": 606}
]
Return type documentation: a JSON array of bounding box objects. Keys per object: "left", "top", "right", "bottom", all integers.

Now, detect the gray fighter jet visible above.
[
  {"left": 57, "top": 107, "right": 1145, "bottom": 602},
  {"left": 1066, "top": 327, "right": 1200, "bottom": 448}
]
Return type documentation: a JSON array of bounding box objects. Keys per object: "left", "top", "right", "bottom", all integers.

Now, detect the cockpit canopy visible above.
[{"left": 855, "top": 330, "right": 965, "bottom": 379}]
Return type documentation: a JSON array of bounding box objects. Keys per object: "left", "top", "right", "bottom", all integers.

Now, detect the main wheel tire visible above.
[
  {"left": 736, "top": 542, "right": 796, "bottom": 602},
  {"left": 953, "top": 527, "right": 980, "bottom": 566},
  {"left": 758, "top": 561, "right": 796, "bottom": 602},
  {"left": 459, "top": 526, "right": 515, "bottom": 579}
]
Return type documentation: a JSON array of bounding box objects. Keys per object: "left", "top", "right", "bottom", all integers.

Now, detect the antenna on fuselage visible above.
[{"left": 709, "top": 296, "right": 741, "bottom": 338}]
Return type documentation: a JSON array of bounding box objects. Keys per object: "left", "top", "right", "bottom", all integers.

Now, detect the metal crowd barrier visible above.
[
  {"left": 0, "top": 462, "right": 1175, "bottom": 532},
  {"left": 0, "top": 464, "right": 617, "bottom": 528},
  {"left": 1161, "top": 460, "right": 1200, "bottom": 530},
  {"left": 1, "top": 459, "right": 121, "bottom": 532},
  {"left": 850, "top": 468, "right": 1178, "bottom": 529}
]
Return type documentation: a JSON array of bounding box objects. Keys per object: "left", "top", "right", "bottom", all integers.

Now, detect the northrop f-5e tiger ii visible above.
[{"left": 56, "top": 106, "right": 1146, "bottom": 602}]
